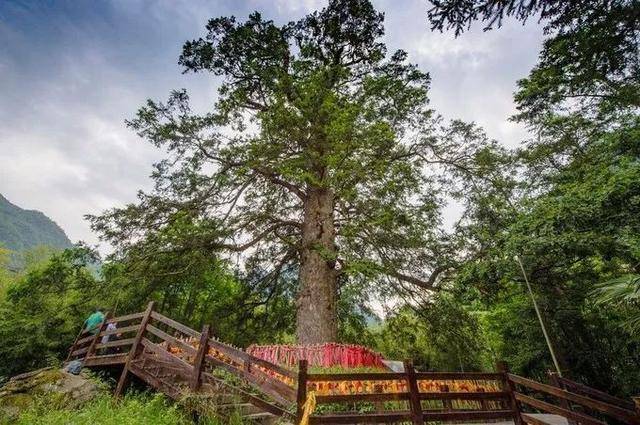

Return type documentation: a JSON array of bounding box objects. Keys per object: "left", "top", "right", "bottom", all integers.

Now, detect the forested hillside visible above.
[{"left": 0, "top": 194, "right": 72, "bottom": 252}]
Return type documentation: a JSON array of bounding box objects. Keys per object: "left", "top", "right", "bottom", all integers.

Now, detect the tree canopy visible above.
[{"left": 89, "top": 0, "right": 499, "bottom": 343}]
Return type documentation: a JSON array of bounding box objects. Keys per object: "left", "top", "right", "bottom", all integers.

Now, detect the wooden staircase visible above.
[{"left": 65, "top": 302, "right": 295, "bottom": 424}]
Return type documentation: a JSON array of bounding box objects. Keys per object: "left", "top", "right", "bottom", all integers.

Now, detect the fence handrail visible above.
[
  {"left": 515, "top": 392, "right": 607, "bottom": 425},
  {"left": 552, "top": 372, "right": 637, "bottom": 411},
  {"left": 509, "top": 373, "right": 640, "bottom": 425}
]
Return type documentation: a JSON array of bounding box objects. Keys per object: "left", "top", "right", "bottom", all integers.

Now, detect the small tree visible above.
[{"left": 90, "top": 0, "right": 498, "bottom": 343}]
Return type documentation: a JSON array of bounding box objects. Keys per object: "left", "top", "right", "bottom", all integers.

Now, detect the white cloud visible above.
[
  {"left": 414, "top": 32, "right": 495, "bottom": 68},
  {"left": 0, "top": 0, "right": 545, "bottom": 254},
  {"left": 271, "top": 0, "right": 326, "bottom": 13}
]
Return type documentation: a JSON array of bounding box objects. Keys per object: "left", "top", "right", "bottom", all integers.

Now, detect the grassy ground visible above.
[{"left": 4, "top": 392, "right": 246, "bottom": 425}]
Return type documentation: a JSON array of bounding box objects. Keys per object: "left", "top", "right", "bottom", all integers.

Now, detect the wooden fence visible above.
[
  {"left": 66, "top": 303, "right": 640, "bottom": 425},
  {"left": 295, "top": 360, "right": 640, "bottom": 425},
  {"left": 66, "top": 302, "right": 296, "bottom": 420}
]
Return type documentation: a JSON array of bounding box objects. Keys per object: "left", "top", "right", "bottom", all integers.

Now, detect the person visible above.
[
  {"left": 101, "top": 321, "right": 119, "bottom": 354},
  {"left": 83, "top": 309, "right": 106, "bottom": 335}
]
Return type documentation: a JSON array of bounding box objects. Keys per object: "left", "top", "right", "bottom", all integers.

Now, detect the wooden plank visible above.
[
  {"left": 207, "top": 338, "right": 249, "bottom": 363},
  {"left": 208, "top": 337, "right": 296, "bottom": 382},
  {"left": 146, "top": 324, "right": 197, "bottom": 356},
  {"left": 296, "top": 359, "right": 308, "bottom": 424},
  {"left": 201, "top": 372, "right": 295, "bottom": 420},
  {"left": 71, "top": 346, "right": 89, "bottom": 357},
  {"left": 309, "top": 411, "right": 413, "bottom": 423},
  {"left": 190, "top": 324, "right": 210, "bottom": 391},
  {"left": 75, "top": 335, "right": 96, "bottom": 346},
  {"left": 419, "top": 391, "right": 510, "bottom": 400},
  {"left": 509, "top": 374, "right": 639, "bottom": 425},
  {"left": 84, "top": 354, "right": 127, "bottom": 366},
  {"left": 205, "top": 352, "right": 243, "bottom": 375},
  {"left": 100, "top": 324, "right": 140, "bottom": 337},
  {"left": 416, "top": 372, "right": 504, "bottom": 380},
  {"left": 115, "top": 301, "right": 155, "bottom": 397},
  {"left": 150, "top": 311, "right": 200, "bottom": 338},
  {"left": 108, "top": 312, "right": 144, "bottom": 324},
  {"left": 241, "top": 366, "right": 296, "bottom": 404},
  {"left": 306, "top": 372, "right": 406, "bottom": 382},
  {"left": 204, "top": 352, "right": 295, "bottom": 403},
  {"left": 65, "top": 325, "right": 87, "bottom": 362},
  {"left": 139, "top": 338, "right": 193, "bottom": 374},
  {"left": 548, "top": 372, "right": 575, "bottom": 425},
  {"left": 422, "top": 410, "right": 515, "bottom": 421},
  {"left": 128, "top": 362, "right": 181, "bottom": 400},
  {"left": 498, "top": 361, "right": 523, "bottom": 425},
  {"left": 316, "top": 393, "right": 410, "bottom": 404},
  {"left": 243, "top": 352, "right": 297, "bottom": 380},
  {"left": 558, "top": 375, "right": 636, "bottom": 411},
  {"left": 94, "top": 337, "right": 135, "bottom": 350},
  {"left": 404, "top": 360, "right": 424, "bottom": 425},
  {"left": 515, "top": 392, "right": 607, "bottom": 425},
  {"left": 522, "top": 413, "right": 562, "bottom": 425}
]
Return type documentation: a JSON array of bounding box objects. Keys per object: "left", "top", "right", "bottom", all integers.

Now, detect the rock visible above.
[{"left": 0, "top": 367, "right": 105, "bottom": 421}]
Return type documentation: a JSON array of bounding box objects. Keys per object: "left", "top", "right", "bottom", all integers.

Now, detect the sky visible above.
[{"left": 0, "top": 0, "right": 544, "bottom": 251}]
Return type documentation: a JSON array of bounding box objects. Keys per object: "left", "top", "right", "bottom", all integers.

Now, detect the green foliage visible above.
[
  {"left": 7, "top": 393, "right": 195, "bottom": 425},
  {"left": 0, "top": 194, "right": 72, "bottom": 253},
  {"left": 592, "top": 274, "right": 640, "bottom": 333},
  {"left": 424, "top": 0, "right": 640, "bottom": 397},
  {"left": 0, "top": 246, "right": 104, "bottom": 379},
  {"left": 373, "top": 297, "right": 488, "bottom": 371}
]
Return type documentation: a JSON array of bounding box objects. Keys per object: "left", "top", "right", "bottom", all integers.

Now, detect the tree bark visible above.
[{"left": 296, "top": 187, "right": 338, "bottom": 344}]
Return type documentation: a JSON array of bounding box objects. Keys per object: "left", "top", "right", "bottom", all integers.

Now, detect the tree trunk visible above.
[{"left": 296, "top": 187, "right": 338, "bottom": 344}]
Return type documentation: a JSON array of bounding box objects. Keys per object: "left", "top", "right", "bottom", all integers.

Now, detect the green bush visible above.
[
  {"left": 6, "top": 392, "right": 252, "bottom": 425},
  {"left": 9, "top": 393, "right": 188, "bottom": 425}
]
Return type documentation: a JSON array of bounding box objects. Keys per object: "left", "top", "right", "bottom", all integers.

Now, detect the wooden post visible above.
[
  {"left": 83, "top": 312, "right": 111, "bottom": 363},
  {"left": 296, "top": 359, "right": 308, "bottom": 424},
  {"left": 404, "top": 360, "right": 424, "bottom": 425},
  {"left": 497, "top": 361, "right": 523, "bottom": 425},
  {"left": 549, "top": 370, "right": 575, "bottom": 425},
  {"left": 65, "top": 325, "right": 87, "bottom": 363},
  {"left": 442, "top": 384, "right": 453, "bottom": 411},
  {"left": 190, "top": 324, "right": 210, "bottom": 391},
  {"left": 115, "top": 301, "right": 155, "bottom": 397}
]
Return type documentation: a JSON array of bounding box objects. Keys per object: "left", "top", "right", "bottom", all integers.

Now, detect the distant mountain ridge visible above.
[{"left": 0, "top": 194, "right": 72, "bottom": 252}]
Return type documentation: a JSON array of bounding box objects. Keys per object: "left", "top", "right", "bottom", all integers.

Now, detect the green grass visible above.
[{"left": 5, "top": 392, "right": 246, "bottom": 425}]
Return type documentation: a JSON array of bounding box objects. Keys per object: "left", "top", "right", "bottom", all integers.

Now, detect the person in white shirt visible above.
[{"left": 101, "top": 322, "right": 118, "bottom": 354}]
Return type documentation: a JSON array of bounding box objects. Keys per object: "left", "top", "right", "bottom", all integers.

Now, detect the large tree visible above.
[{"left": 90, "top": 0, "right": 496, "bottom": 343}]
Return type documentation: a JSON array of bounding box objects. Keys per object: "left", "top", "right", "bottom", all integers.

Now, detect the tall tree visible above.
[{"left": 90, "top": 0, "right": 495, "bottom": 343}]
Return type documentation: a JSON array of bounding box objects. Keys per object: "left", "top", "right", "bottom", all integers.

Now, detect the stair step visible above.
[
  {"left": 243, "top": 412, "right": 279, "bottom": 424},
  {"left": 217, "top": 402, "right": 263, "bottom": 415}
]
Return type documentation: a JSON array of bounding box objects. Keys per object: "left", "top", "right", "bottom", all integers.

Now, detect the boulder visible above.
[{"left": 0, "top": 367, "right": 105, "bottom": 421}]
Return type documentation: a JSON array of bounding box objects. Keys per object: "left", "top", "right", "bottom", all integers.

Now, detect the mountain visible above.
[{"left": 0, "top": 194, "right": 72, "bottom": 252}]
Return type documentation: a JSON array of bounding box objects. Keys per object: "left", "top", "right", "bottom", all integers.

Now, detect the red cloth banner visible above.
[{"left": 247, "top": 343, "right": 386, "bottom": 369}]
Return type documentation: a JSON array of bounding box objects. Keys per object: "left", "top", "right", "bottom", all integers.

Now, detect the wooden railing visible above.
[
  {"left": 67, "top": 303, "right": 640, "bottom": 425},
  {"left": 295, "top": 360, "right": 640, "bottom": 425},
  {"left": 296, "top": 360, "right": 516, "bottom": 424},
  {"left": 66, "top": 310, "right": 144, "bottom": 366},
  {"left": 509, "top": 373, "right": 640, "bottom": 425},
  {"left": 549, "top": 372, "right": 637, "bottom": 411},
  {"left": 65, "top": 302, "right": 296, "bottom": 420}
]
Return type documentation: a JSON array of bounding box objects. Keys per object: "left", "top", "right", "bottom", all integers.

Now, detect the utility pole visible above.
[{"left": 515, "top": 255, "right": 563, "bottom": 376}]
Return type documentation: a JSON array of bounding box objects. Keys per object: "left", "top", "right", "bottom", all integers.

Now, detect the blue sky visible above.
[{"left": 0, "top": 0, "right": 544, "bottom": 249}]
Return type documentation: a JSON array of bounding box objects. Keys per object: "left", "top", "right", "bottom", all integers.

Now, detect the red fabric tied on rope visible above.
[{"left": 247, "top": 343, "right": 386, "bottom": 369}]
